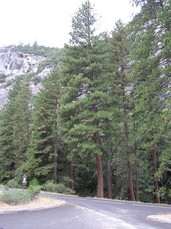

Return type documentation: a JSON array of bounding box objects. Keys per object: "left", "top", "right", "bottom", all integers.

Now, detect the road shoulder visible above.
[
  {"left": 148, "top": 215, "right": 171, "bottom": 224},
  {"left": 0, "top": 196, "right": 65, "bottom": 214}
]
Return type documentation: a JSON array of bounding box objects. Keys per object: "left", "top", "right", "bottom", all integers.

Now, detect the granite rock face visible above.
[
  {"left": 0, "top": 47, "right": 51, "bottom": 108},
  {"left": 0, "top": 47, "right": 44, "bottom": 77}
]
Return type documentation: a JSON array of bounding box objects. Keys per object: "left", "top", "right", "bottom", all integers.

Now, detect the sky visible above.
[{"left": 0, "top": 0, "right": 139, "bottom": 48}]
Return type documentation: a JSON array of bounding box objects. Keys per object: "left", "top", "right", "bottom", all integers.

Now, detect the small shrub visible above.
[
  {"left": 60, "top": 176, "right": 72, "bottom": 187},
  {"left": 0, "top": 189, "right": 32, "bottom": 205},
  {"left": 28, "top": 185, "right": 41, "bottom": 198},
  {"left": 43, "top": 181, "right": 75, "bottom": 194},
  {"left": 43, "top": 181, "right": 57, "bottom": 193},
  {"left": 29, "top": 178, "right": 39, "bottom": 187},
  {"left": 6, "top": 179, "right": 20, "bottom": 189},
  {"left": 55, "top": 183, "right": 67, "bottom": 193}
]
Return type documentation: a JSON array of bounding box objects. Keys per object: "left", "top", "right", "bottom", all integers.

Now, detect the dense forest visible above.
[{"left": 0, "top": 0, "right": 170, "bottom": 204}]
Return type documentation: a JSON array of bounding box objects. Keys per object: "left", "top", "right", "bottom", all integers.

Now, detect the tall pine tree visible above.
[
  {"left": 27, "top": 70, "right": 64, "bottom": 183},
  {"left": 109, "top": 21, "right": 135, "bottom": 200},
  {"left": 59, "top": 1, "right": 111, "bottom": 197},
  {"left": 131, "top": 0, "right": 171, "bottom": 203},
  {"left": 0, "top": 76, "right": 32, "bottom": 184}
]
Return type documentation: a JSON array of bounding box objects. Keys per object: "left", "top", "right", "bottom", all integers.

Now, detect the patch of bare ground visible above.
[
  {"left": 0, "top": 196, "right": 64, "bottom": 210},
  {"left": 159, "top": 214, "right": 171, "bottom": 220},
  {"left": 148, "top": 214, "right": 171, "bottom": 223}
]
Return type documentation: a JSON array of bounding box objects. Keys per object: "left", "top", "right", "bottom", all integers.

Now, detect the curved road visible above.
[{"left": 0, "top": 193, "right": 170, "bottom": 229}]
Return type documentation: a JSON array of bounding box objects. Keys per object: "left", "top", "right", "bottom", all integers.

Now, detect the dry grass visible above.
[
  {"left": 0, "top": 188, "right": 64, "bottom": 210},
  {"left": 153, "top": 214, "right": 171, "bottom": 220},
  {"left": 148, "top": 214, "right": 171, "bottom": 223},
  {"left": 0, "top": 196, "right": 64, "bottom": 210}
]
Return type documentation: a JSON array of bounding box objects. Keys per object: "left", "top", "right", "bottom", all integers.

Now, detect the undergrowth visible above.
[{"left": 0, "top": 186, "right": 41, "bottom": 205}]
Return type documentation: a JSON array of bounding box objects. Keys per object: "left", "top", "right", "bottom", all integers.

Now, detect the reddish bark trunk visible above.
[
  {"left": 127, "top": 159, "right": 135, "bottom": 201},
  {"left": 135, "top": 161, "right": 139, "bottom": 201},
  {"left": 124, "top": 120, "right": 135, "bottom": 201},
  {"left": 92, "top": 104, "right": 104, "bottom": 198},
  {"left": 70, "top": 161, "right": 74, "bottom": 190},
  {"left": 96, "top": 153, "right": 104, "bottom": 198},
  {"left": 106, "top": 156, "right": 112, "bottom": 199},
  {"left": 152, "top": 145, "right": 160, "bottom": 203},
  {"left": 54, "top": 147, "right": 58, "bottom": 183}
]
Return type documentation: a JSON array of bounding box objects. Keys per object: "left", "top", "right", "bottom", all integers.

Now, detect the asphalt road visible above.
[{"left": 0, "top": 193, "right": 171, "bottom": 229}]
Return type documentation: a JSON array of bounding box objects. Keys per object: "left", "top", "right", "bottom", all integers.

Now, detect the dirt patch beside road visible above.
[
  {"left": 148, "top": 214, "right": 171, "bottom": 223},
  {"left": 0, "top": 195, "right": 64, "bottom": 212}
]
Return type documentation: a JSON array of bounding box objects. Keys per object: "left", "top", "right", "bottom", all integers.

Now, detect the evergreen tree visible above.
[
  {"left": 109, "top": 21, "right": 135, "bottom": 200},
  {"left": 13, "top": 76, "right": 32, "bottom": 169},
  {"left": 131, "top": 0, "right": 171, "bottom": 203},
  {"left": 59, "top": 1, "right": 111, "bottom": 198},
  {"left": 27, "top": 70, "right": 64, "bottom": 183},
  {"left": 0, "top": 106, "right": 16, "bottom": 183},
  {"left": 0, "top": 76, "right": 32, "bottom": 183}
]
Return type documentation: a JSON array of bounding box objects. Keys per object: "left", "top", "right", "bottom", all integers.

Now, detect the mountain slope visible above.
[{"left": 0, "top": 45, "right": 62, "bottom": 108}]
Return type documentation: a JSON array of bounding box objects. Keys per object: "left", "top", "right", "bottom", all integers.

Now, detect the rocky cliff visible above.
[
  {"left": 0, "top": 47, "right": 44, "bottom": 76},
  {"left": 0, "top": 47, "right": 51, "bottom": 108}
]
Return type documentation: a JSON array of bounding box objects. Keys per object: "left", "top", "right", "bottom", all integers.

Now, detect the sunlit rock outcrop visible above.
[
  {"left": 0, "top": 47, "right": 51, "bottom": 108},
  {"left": 0, "top": 47, "right": 45, "bottom": 77}
]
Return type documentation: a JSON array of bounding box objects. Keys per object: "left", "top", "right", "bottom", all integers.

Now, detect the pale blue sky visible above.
[{"left": 0, "top": 0, "right": 139, "bottom": 48}]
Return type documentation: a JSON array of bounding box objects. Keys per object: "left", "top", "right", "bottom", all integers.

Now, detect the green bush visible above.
[
  {"left": 0, "top": 189, "right": 31, "bottom": 205},
  {"left": 42, "top": 181, "right": 57, "bottom": 192},
  {"left": 28, "top": 185, "right": 41, "bottom": 199},
  {"left": 29, "top": 178, "right": 39, "bottom": 187},
  {"left": 42, "top": 181, "right": 74, "bottom": 194},
  {"left": 6, "top": 179, "right": 20, "bottom": 189},
  {"left": 0, "top": 186, "right": 41, "bottom": 205},
  {"left": 60, "top": 176, "right": 72, "bottom": 187}
]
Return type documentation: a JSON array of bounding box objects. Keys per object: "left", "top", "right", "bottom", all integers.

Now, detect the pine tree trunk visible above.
[
  {"left": 127, "top": 159, "right": 135, "bottom": 201},
  {"left": 152, "top": 145, "right": 160, "bottom": 203},
  {"left": 95, "top": 153, "right": 104, "bottom": 198},
  {"left": 54, "top": 141, "right": 58, "bottom": 183},
  {"left": 124, "top": 120, "right": 135, "bottom": 201},
  {"left": 70, "top": 161, "right": 74, "bottom": 190},
  {"left": 135, "top": 161, "right": 139, "bottom": 201},
  {"left": 106, "top": 155, "right": 112, "bottom": 199},
  {"left": 92, "top": 104, "right": 104, "bottom": 198}
]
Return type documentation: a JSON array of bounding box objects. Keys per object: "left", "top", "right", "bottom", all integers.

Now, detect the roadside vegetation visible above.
[
  {"left": 42, "top": 181, "right": 75, "bottom": 195},
  {"left": 0, "top": 186, "right": 41, "bottom": 205},
  {"left": 0, "top": 0, "right": 170, "bottom": 204},
  {"left": 0, "top": 180, "right": 74, "bottom": 206}
]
